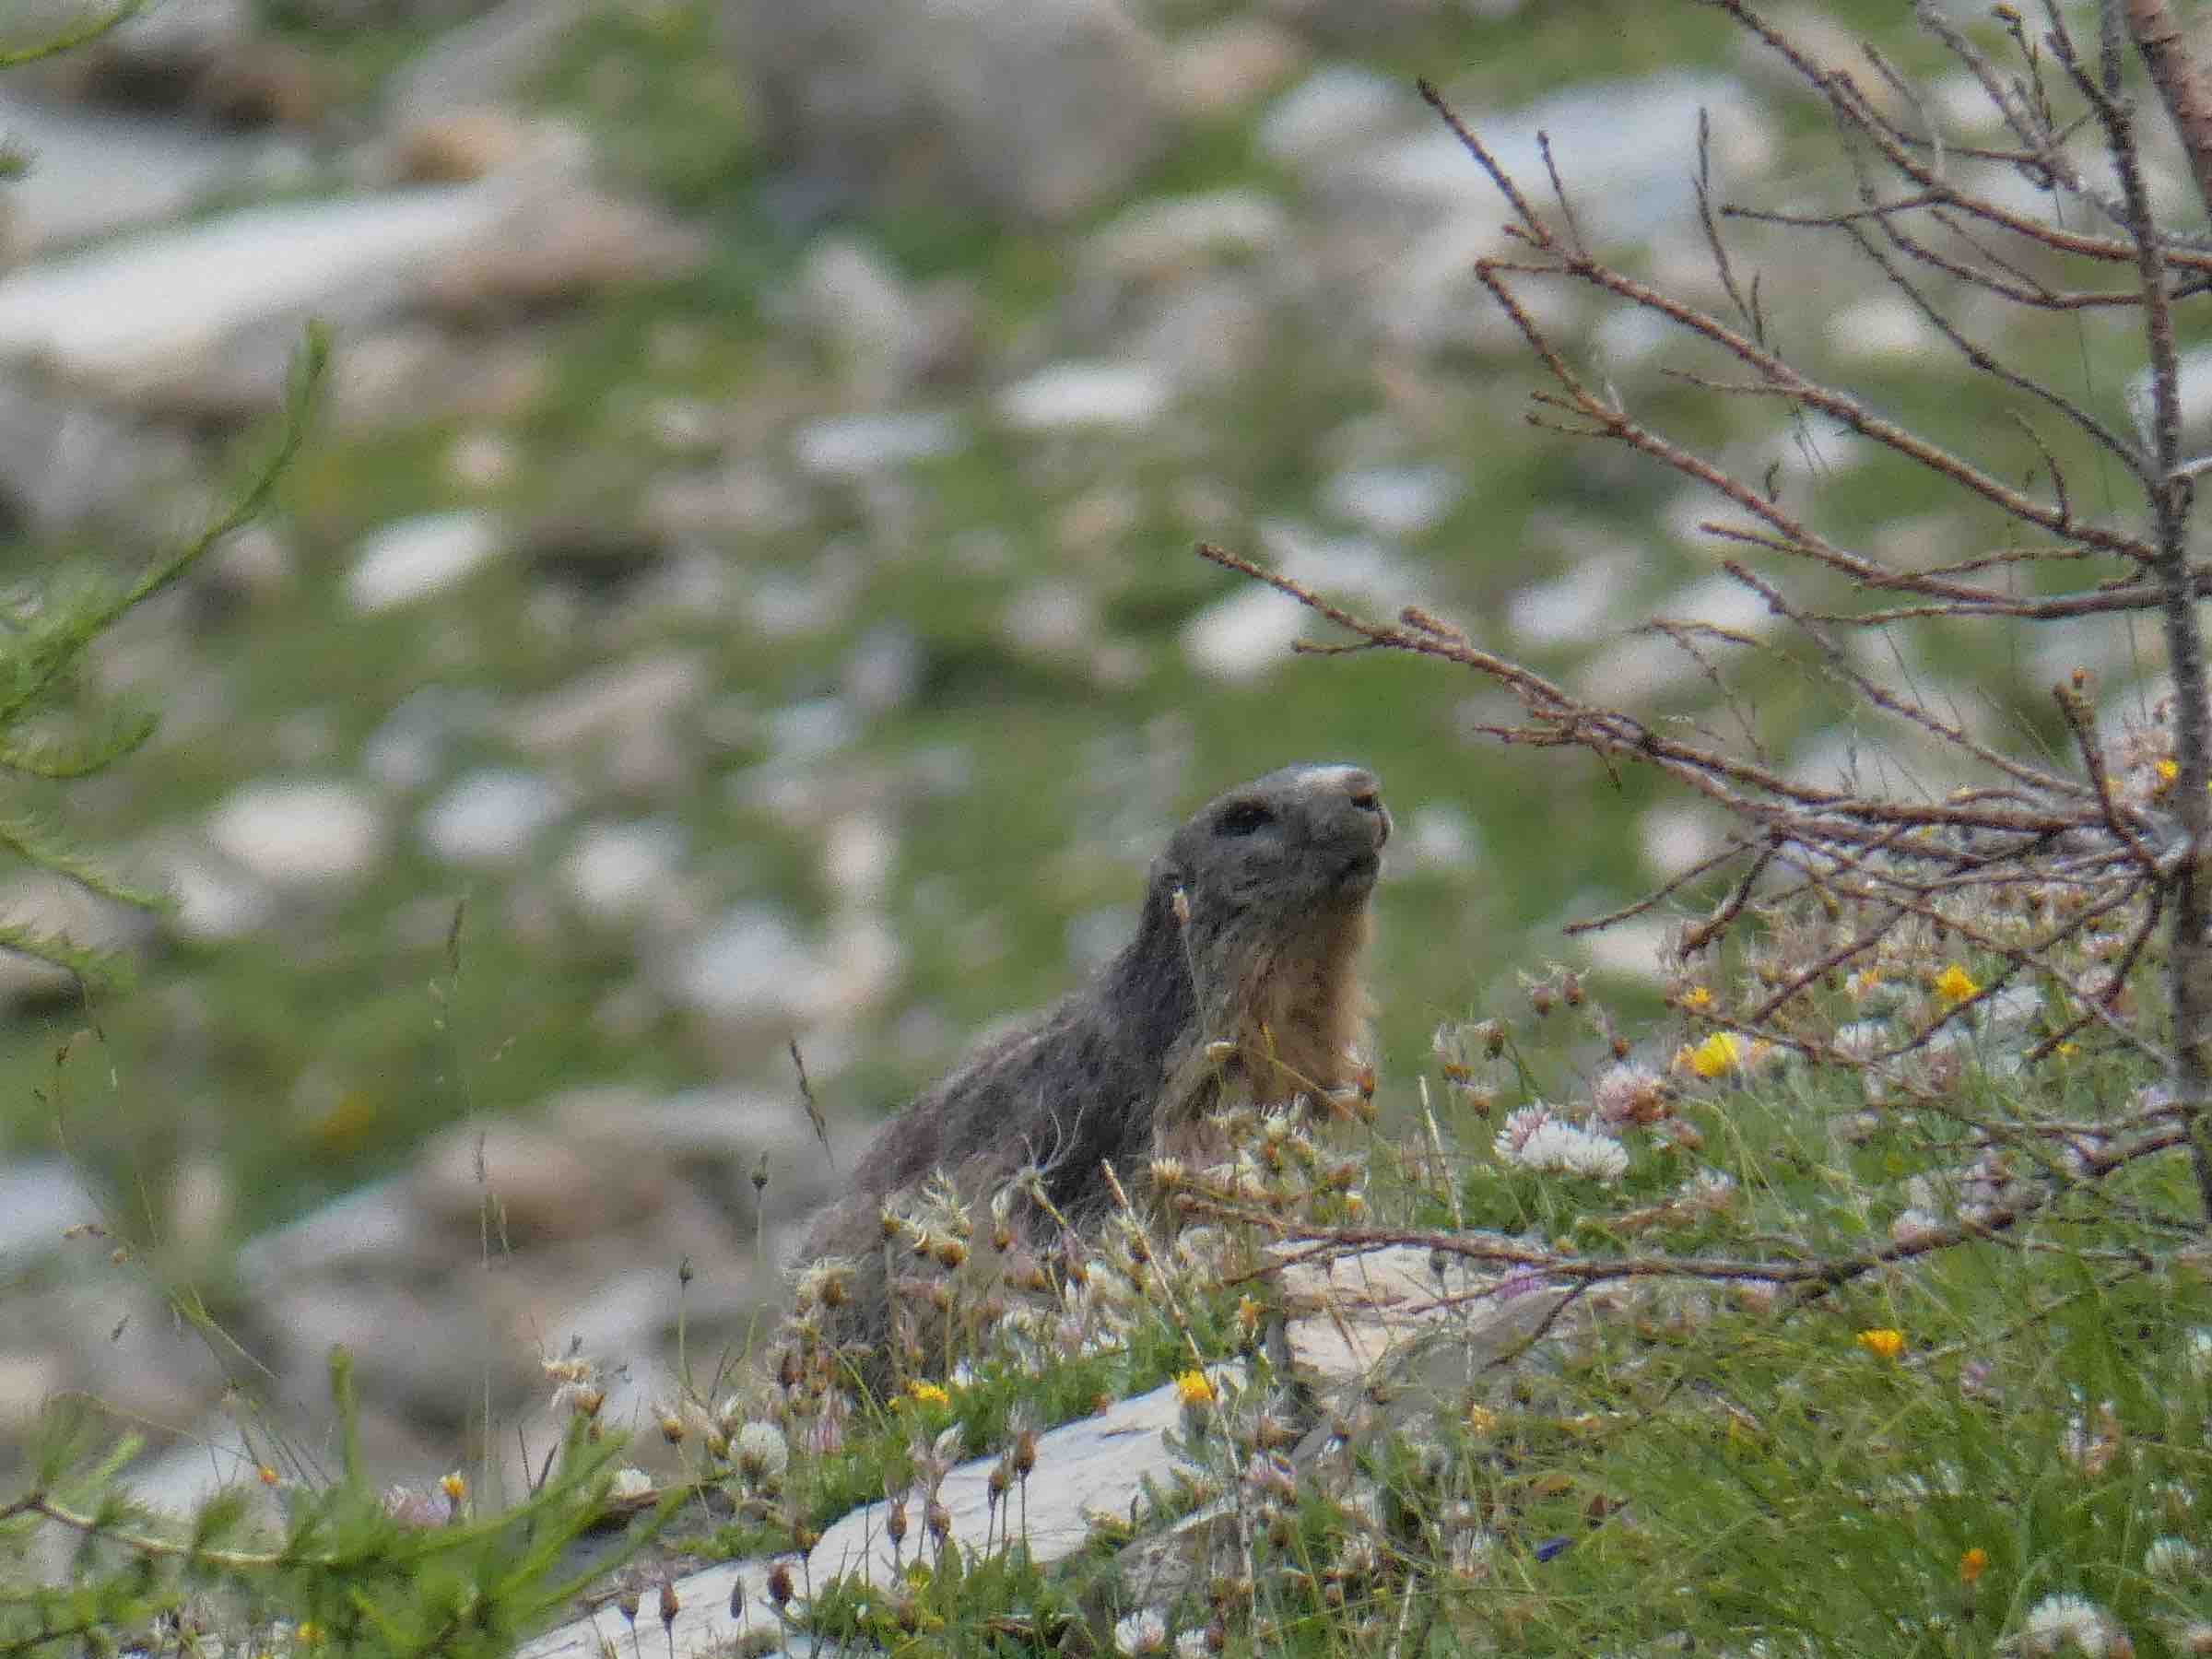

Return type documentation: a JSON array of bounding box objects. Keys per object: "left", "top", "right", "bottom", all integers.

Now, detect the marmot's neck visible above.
[
  {"left": 1104, "top": 880, "right": 1370, "bottom": 1110},
  {"left": 1099, "top": 880, "right": 1200, "bottom": 1071}
]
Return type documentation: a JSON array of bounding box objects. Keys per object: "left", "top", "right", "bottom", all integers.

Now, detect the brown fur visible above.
[{"left": 791, "top": 763, "right": 1389, "bottom": 1382}]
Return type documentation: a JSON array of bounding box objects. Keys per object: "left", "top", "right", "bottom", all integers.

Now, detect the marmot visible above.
[{"left": 791, "top": 762, "right": 1389, "bottom": 1381}]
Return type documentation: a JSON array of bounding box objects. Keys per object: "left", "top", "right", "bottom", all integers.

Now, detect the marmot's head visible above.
[
  {"left": 1159, "top": 763, "right": 1390, "bottom": 938},
  {"left": 1142, "top": 766, "right": 1389, "bottom": 1096}
]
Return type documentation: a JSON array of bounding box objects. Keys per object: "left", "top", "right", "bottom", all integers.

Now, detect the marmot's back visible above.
[{"left": 791, "top": 763, "right": 1389, "bottom": 1382}]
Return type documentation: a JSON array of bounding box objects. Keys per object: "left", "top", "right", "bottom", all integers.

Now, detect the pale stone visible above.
[
  {"left": 1320, "top": 464, "right": 1462, "bottom": 536},
  {"left": 206, "top": 780, "right": 384, "bottom": 888},
  {"left": 1180, "top": 585, "right": 1307, "bottom": 683},
  {"left": 999, "top": 360, "right": 1170, "bottom": 432},
  {"left": 793, "top": 411, "right": 963, "bottom": 477},
  {"left": 418, "top": 769, "right": 570, "bottom": 865},
  {"left": 344, "top": 511, "right": 505, "bottom": 612},
  {"left": 560, "top": 820, "right": 687, "bottom": 923},
  {"left": 0, "top": 188, "right": 510, "bottom": 390}
]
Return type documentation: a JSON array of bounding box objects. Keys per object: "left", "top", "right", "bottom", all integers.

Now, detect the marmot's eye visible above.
[{"left": 1215, "top": 802, "right": 1274, "bottom": 837}]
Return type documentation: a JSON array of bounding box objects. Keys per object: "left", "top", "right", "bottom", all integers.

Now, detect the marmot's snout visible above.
[{"left": 1292, "top": 763, "right": 1390, "bottom": 888}]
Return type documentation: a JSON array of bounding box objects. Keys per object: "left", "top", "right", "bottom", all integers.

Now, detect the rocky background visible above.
[{"left": 0, "top": 0, "right": 2191, "bottom": 1500}]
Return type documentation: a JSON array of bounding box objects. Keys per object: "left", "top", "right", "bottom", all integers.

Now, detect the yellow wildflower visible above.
[
  {"left": 1855, "top": 1327, "right": 1906, "bottom": 1361},
  {"left": 1846, "top": 966, "right": 1882, "bottom": 998},
  {"left": 1931, "top": 963, "right": 1979, "bottom": 1005},
  {"left": 1681, "top": 984, "right": 1714, "bottom": 1010},
  {"left": 1959, "top": 1546, "right": 1987, "bottom": 1583},
  {"left": 439, "top": 1470, "right": 466, "bottom": 1503},
  {"left": 1465, "top": 1403, "right": 1498, "bottom": 1434},
  {"left": 2157, "top": 758, "right": 2181, "bottom": 784},
  {"left": 293, "top": 1626, "right": 322, "bottom": 1647},
  {"left": 257, "top": 1464, "right": 279, "bottom": 1487},
  {"left": 1678, "top": 1031, "right": 1743, "bottom": 1079},
  {"left": 1174, "top": 1369, "right": 1215, "bottom": 1406},
  {"left": 905, "top": 1381, "right": 951, "bottom": 1409},
  {"left": 2055, "top": 1041, "right": 2080, "bottom": 1058}
]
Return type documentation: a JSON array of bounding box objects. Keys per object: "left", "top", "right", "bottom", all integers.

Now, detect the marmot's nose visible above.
[{"left": 1310, "top": 764, "right": 1389, "bottom": 848}]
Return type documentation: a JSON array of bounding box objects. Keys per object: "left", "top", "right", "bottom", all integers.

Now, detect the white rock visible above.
[
  {"left": 1825, "top": 293, "right": 1941, "bottom": 361},
  {"left": 162, "top": 850, "right": 275, "bottom": 942},
  {"left": 1509, "top": 556, "right": 1630, "bottom": 647},
  {"left": 0, "top": 89, "right": 290, "bottom": 256},
  {"left": 788, "top": 233, "right": 924, "bottom": 400},
  {"left": 560, "top": 820, "right": 687, "bottom": 923},
  {"left": 1640, "top": 804, "right": 1730, "bottom": 877},
  {"left": 0, "top": 187, "right": 510, "bottom": 390},
  {"left": 1000, "top": 580, "right": 1098, "bottom": 659},
  {"left": 206, "top": 781, "right": 384, "bottom": 888},
  {"left": 1344, "top": 72, "right": 1775, "bottom": 242},
  {"left": 344, "top": 511, "right": 505, "bottom": 612},
  {"left": 1405, "top": 803, "right": 1479, "bottom": 872},
  {"left": 793, "top": 411, "right": 963, "bottom": 477},
  {"left": 1320, "top": 464, "right": 1462, "bottom": 536},
  {"left": 1258, "top": 65, "right": 1411, "bottom": 166},
  {"left": 1082, "top": 189, "right": 1289, "bottom": 285},
  {"left": 999, "top": 360, "right": 1170, "bottom": 432},
  {"left": 674, "top": 905, "right": 828, "bottom": 1023},
  {"left": 768, "top": 698, "right": 856, "bottom": 761},
  {"left": 1180, "top": 585, "right": 1308, "bottom": 683},
  {"left": 510, "top": 653, "right": 706, "bottom": 759},
  {"left": 822, "top": 814, "right": 897, "bottom": 904},
  {"left": 1578, "top": 916, "right": 1677, "bottom": 983},
  {"left": 0, "top": 1159, "right": 104, "bottom": 1266},
  {"left": 1659, "top": 571, "right": 1783, "bottom": 639},
  {"left": 418, "top": 769, "right": 570, "bottom": 865},
  {"left": 518, "top": 1379, "right": 1195, "bottom": 1659}
]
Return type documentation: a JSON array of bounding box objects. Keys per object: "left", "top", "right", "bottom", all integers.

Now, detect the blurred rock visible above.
[
  {"left": 418, "top": 770, "right": 571, "bottom": 865},
  {"left": 0, "top": 375, "right": 195, "bottom": 536},
  {"left": 1182, "top": 520, "right": 1414, "bottom": 682},
  {"left": 510, "top": 653, "right": 706, "bottom": 789},
  {"left": 786, "top": 233, "right": 928, "bottom": 404},
  {"left": 159, "top": 846, "right": 276, "bottom": 942},
  {"left": 329, "top": 325, "right": 549, "bottom": 430},
  {"left": 345, "top": 510, "right": 506, "bottom": 612},
  {"left": 0, "top": 872, "right": 151, "bottom": 1006},
  {"left": 671, "top": 903, "right": 830, "bottom": 1026},
  {"left": 206, "top": 780, "right": 385, "bottom": 888},
  {"left": 1404, "top": 802, "right": 1479, "bottom": 873},
  {"left": 1825, "top": 292, "right": 1943, "bottom": 361},
  {"left": 1180, "top": 584, "right": 1307, "bottom": 684},
  {"left": 1081, "top": 191, "right": 1290, "bottom": 297},
  {"left": 386, "top": 109, "right": 546, "bottom": 183},
  {"left": 1507, "top": 553, "right": 1631, "bottom": 647},
  {"left": 1640, "top": 803, "right": 1731, "bottom": 878},
  {"left": 1341, "top": 72, "right": 1776, "bottom": 243},
  {"left": 1166, "top": 18, "right": 1306, "bottom": 118},
  {"left": 999, "top": 360, "right": 1170, "bottom": 432},
  {"left": 0, "top": 88, "right": 293, "bottom": 255},
  {"left": 424, "top": 183, "right": 707, "bottom": 313},
  {"left": 720, "top": 0, "right": 1173, "bottom": 224},
  {"left": 999, "top": 580, "right": 1098, "bottom": 664},
  {"left": 0, "top": 186, "right": 510, "bottom": 411},
  {"left": 0, "top": 1158, "right": 103, "bottom": 1266},
  {"left": 559, "top": 820, "right": 688, "bottom": 924},
  {"left": 793, "top": 411, "right": 963, "bottom": 477},
  {"left": 413, "top": 1120, "right": 656, "bottom": 1239},
  {"left": 1320, "top": 463, "right": 1461, "bottom": 537},
  {"left": 386, "top": 0, "right": 591, "bottom": 124},
  {"left": 642, "top": 462, "right": 808, "bottom": 540},
  {"left": 1257, "top": 65, "right": 1412, "bottom": 169},
  {"left": 841, "top": 621, "right": 924, "bottom": 714},
  {"left": 237, "top": 1177, "right": 437, "bottom": 1285}
]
